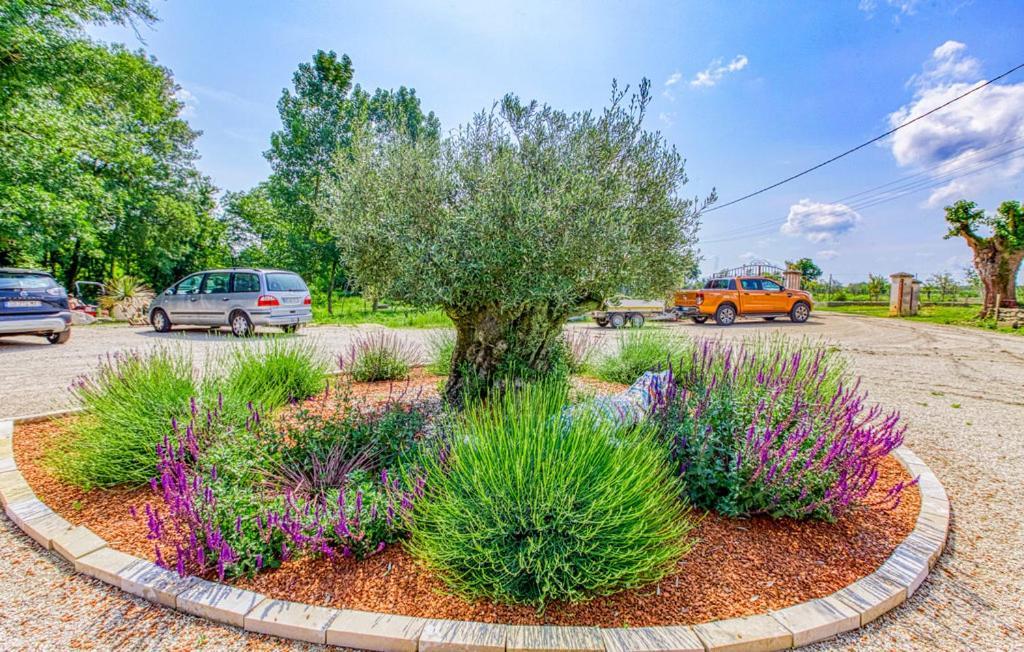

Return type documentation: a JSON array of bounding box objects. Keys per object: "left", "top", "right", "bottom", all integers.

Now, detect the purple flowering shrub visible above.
[
  {"left": 656, "top": 337, "right": 915, "bottom": 521},
  {"left": 143, "top": 391, "right": 431, "bottom": 579}
]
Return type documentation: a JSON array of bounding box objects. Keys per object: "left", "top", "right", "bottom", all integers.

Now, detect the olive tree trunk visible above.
[
  {"left": 971, "top": 243, "right": 1023, "bottom": 318},
  {"left": 445, "top": 304, "right": 568, "bottom": 406}
]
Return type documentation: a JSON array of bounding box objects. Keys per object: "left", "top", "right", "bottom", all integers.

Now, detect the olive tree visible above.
[
  {"left": 944, "top": 200, "right": 1023, "bottom": 317},
  {"left": 327, "top": 81, "right": 710, "bottom": 403}
]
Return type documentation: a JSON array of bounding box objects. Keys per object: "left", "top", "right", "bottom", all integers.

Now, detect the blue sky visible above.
[{"left": 91, "top": 0, "right": 1024, "bottom": 284}]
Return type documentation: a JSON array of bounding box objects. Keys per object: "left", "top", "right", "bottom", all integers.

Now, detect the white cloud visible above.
[
  {"left": 781, "top": 199, "right": 862, "bottom": 243},
  {"left": 691, "top": 55, "right": 748, "bottom": 88},
  {"left": 665, "top": 72, "right": 682, "bottom": 86},
  {"left": 174, "top": 87, "right": 198, "bottom": 118},
  {"left": 658, "top": 112, "right": 674, "bottom": 127},
  {"left": 817, "top": 249, "right": 840, "bottom": 260},
  {"left": 858, "top": 0, "right": 921, "bottom": 18},
  {"left": 887, "top": 41, "right": 1024, "bottom": 206},
  {"left": 739, "top": 251, "right": 760, "bottom": 262}
]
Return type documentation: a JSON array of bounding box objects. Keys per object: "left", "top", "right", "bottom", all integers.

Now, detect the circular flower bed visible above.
[{"left": 9, "top": 335, "right": 927, "bottom": 631}]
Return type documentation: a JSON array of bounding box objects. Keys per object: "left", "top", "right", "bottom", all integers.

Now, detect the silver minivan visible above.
[{"left": 149, "top": 268, "right": 313, "bottom": 336}]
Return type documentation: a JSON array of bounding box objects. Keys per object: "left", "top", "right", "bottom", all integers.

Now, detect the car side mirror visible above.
[{"left": 165, "top": 289, "right": 174, "bottom": 295}]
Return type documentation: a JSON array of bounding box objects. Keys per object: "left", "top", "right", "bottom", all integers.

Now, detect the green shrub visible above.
[
  {"left": 593, "top": 329, "right": 688, "bottom": 384},
  {"left": 54, "top": 348, "right": 198, "bottom": 488},
  {"left": 407, "top": 382, "right": 694, "bottom": 609},
  {"left": 343, "top": 331, "right": 415, "bottom": 382},
  {"left": 425, "top": 330, "right": 456, "bottom": 375}
]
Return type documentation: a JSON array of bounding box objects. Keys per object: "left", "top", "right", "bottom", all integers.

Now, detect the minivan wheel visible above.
[
  {"left": 230, "top": 311, "right": 254, "bottom": 337},
  {"left": 790, "top": 302, "right": 810, "bottom": 323},
  {"left": 714, "top": 304, "right": 737, "bottom": 326},
  {"left": 151, "top": 309, "right": 171, "bottom": 333},
  {"left": 46, "top": 330, "right": 71, "bottom": 345}
]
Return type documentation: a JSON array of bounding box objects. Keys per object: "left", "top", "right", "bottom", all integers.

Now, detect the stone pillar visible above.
[
  {"left": 910, "top": 280, "right": 922, "bottom": 315},
  {"left": 889, "top": 272, "right": 916, "bottom": 316},
  {"left": 783, "top": 269, "right": 802, "bottom": 291}
]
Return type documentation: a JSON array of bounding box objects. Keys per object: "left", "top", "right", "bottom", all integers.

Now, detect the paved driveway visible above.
[{"left": 1, "top": 313, "right": 1023, "bottom": 649}]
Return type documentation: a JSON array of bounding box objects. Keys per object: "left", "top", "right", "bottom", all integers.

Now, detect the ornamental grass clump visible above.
[
  {"left": 54, "top": 347, "right": 198, "bottom": 488},
  {"left": 425, "top": 330, "right": 456, "bottom": 375},
  {"left": 407, "top": 382, "right": 695, "bottom": 609},
  {"left": 215, "top": 337, "right": 328, "bottom": 416},
  {"left": 343, "top": 331, "right": 416, "bottom": 382},
  {"left": 658, "top": 337, "right": 914, "bottom": 521},
  {"left": 593, "top": 329, "right": 689, "bottom": 384}
]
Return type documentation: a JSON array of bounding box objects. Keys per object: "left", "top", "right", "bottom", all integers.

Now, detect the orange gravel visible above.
[{"left": 14, "top": 379, "right": 919, "bottom": 628}]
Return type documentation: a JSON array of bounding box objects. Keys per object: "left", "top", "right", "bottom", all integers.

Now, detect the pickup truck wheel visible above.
[
  {"left": 609, "top": 313, "right": 626, "bottom": 329},
  {"left": 46, "top": 330, "right": 71, "bottom": 345},
  {"left": 790, "top": 302, "right": 810, "bottom": 323},
  {"left": 691, "top": 316, "right": 708, "bottom": 324},
  {"left": 762, "top": 316, "right": 777, "bottom": 321},
  {"left": 714, "top": 304, "right": 737, "bottom": 326},
  {"left": 630, "top": 314, "right": 645, "bottom": 328}
]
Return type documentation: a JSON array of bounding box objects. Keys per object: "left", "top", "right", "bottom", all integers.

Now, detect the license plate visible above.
[
  {"left": 283, "top": 297, "right": 302, "bottom": 305},
  {"left": 5, "top": 300, "right": 41, "bottom": 308}
]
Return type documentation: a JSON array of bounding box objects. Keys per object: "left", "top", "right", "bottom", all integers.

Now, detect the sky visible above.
[{"left": 90, "top": 0, "right": 1024, "bottom": 284}]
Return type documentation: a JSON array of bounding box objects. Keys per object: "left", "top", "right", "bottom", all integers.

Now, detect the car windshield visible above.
[
  {"left": 0, "top": 273, "right": 56, "bottom": 290},
  {"left": 265, "top": 272, "right": 307, "bottom": 292}
]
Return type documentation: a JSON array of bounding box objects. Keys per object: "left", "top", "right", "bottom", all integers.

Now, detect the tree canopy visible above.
[
  {"left": 328, "top": 80, "right": 710, "bottom": 401},
  {"left": 0, "top": 0, "right": 225, "bottom": 290},
  {"left": 227, "top": 51, "right": 438, "bottom": 312}
]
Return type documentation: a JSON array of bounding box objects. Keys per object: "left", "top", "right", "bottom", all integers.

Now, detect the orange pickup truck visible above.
[{"left": 673, "top": 276, "right": 813, "bottom": 326}]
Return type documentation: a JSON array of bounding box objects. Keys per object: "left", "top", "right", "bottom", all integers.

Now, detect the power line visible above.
[
  {"left": 699, "top": 141, "right": 1024, "bottom": 244},
  {"left": 703, "top": 61, "right": 1024, "bottom": 213}
]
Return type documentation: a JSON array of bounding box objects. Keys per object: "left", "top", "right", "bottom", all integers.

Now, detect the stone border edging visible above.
[{"left": 0, "top": 415, "right": 949, "bottom": 651}]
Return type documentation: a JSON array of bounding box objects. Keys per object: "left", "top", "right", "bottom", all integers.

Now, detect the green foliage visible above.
[
  {"left": 215, "top": 338, "right": 329, "bottom": 417},
  {"left": 52, "top": 348, "right": 198, "bottom": 488},
  {"left": 343, "top": 331, "right": 415, "bottom": 382},
  {"left": 425, "top": 331, "right": 456, "bottom": 375},
  {"left": 0, "top": 0, "right": 227, "bottom": 290},
  {"left": 328, "top": 79, "right": 710, "bottom": 402},
  {"left": 225, "top": 51, "right": 439, "bottom": 313},
  {"left": 407, "top": 383, "right": 694, "bottom": 609},
  {"left": 592, "top": 330, "right": 688, "bottom": 384},
  {"left": 785, "top": 257, "right": 823, "bottom": 283},
  {"left": 866, "top": 274, "right": 888, "bottom": 301},
  {"left": 944, "top": 199, "right": 1024, "bottom": 316}
]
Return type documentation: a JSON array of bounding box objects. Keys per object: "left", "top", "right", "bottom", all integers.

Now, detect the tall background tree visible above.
[
  {"left": 0, "top": 0, "right": 225, "bottom": 290},
  {"left": 785, "top": 257, "right": 823, "bottom": 283},
  {"left": 328, "top": 80, "right": 710, "bottom": 403},
  {"left": 944, "top": 199, "right": 1023, "bottom": 317},
  {"left": 228, "top": 51, "right": 438, "bottom": 314}
]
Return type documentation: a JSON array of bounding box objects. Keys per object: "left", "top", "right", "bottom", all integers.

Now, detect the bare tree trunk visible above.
[
  {"left": 972, "top": 244, "right": 1023, "bottom": 318},
  {"left": 445, "top": 305, "right": 567, "bottom": 407},
  {"left": 326, "top": 258, "right": 338, "bottom": 315}
]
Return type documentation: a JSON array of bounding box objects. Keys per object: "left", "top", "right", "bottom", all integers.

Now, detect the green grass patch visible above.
[
  {"left": 342, "top": 331, "right": 416, "bottom": 382},
  {"left": 313, "top": 295, "right": 451, "bottom": 328},
  {"left": 407, "top": 382, "right": 695, "bottom": 609},
  {"left": 215, "top": 337, "right": 330, "bottom": 417},
  {"left": 425, "top": 330, "right": 456, "bottom": 376},
  {"left": 821, "top": 304, "right": 1022, "bottom": 336}
]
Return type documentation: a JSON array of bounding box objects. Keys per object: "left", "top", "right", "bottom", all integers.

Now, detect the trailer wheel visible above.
[
  {"left": 609, "top": 313, "right": 626, "bottom": 329},
  {"left": 691, "top": 315, "right": 708, "bottom": 324},
  {"left": 595, "top": 317, "right": 609, "bottom": 327},
  {"left": 630, "top": 313, "right": 645, "bottom": 328}
]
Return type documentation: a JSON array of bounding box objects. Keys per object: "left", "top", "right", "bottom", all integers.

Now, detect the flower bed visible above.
[{"left": 13, "top": 355, "right": 921, "bottom": 628}]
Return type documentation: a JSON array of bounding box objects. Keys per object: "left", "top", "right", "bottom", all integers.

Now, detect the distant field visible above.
[
  {"left": 313, "top": 295, "right": 451, "bottom": 328},
  {"left": 820, "top": 304, "right": 1022, "bottom": 336}
]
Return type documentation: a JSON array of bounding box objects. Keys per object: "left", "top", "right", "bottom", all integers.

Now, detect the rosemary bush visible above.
[{"left": 407, "top": 382, "right": 694, "bottom": 609}]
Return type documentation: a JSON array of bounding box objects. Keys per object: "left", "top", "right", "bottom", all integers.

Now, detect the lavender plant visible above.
[{"left": 657, "top": 337, "right": 915, "bottom": 520}]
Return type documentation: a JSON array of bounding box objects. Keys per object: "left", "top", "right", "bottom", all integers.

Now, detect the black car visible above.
[{"left": 0, "top": 268, "right": 72, "bottom": 344}]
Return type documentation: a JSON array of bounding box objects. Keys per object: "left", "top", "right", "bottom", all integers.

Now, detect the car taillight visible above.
[
  {"left": 257, "top": 295, "right": 280, "bottom": 307},
  {"left": 696, "top": 292, "right": 704, "bottom": 305},
  {"left": 303, "top": 295, "right": 311, "bottom": 305}
]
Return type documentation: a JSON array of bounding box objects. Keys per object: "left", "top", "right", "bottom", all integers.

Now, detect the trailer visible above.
[{"left": 590, "top": 297, "right": 668, "bottom": 328}]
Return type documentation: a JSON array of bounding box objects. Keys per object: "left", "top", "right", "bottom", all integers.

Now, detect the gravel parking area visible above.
[{"left": 1, "top": 313, "right": 1022, "bottom": 650}]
